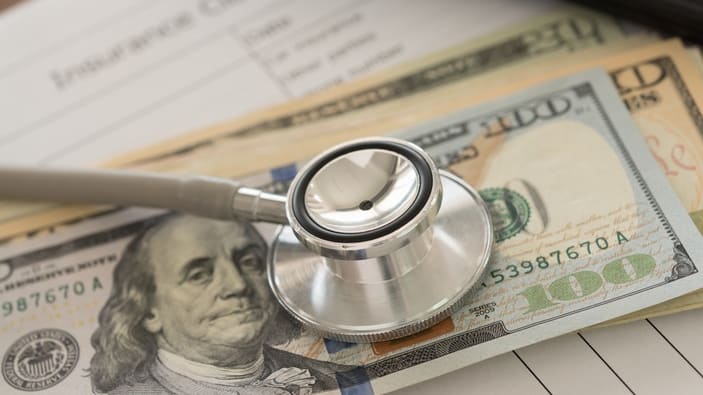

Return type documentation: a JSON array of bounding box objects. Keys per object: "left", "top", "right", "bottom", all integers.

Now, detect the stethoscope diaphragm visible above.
[{"left": 269, "top": 138, "right": 493, "bottom": 342}]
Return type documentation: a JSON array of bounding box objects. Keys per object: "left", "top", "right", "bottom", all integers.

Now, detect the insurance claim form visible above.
[{"left": 0, "top": 0, "right": 557, "bottom": 166}]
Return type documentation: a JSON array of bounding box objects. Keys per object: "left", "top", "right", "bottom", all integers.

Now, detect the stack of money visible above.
[{"left": 3, "top": 5, "right": 703, "bottom": 394}]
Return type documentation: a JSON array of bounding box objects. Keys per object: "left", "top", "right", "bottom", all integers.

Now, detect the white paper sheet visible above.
[{"left": 0, "top": 0, "right": 556, "bottom": 166}]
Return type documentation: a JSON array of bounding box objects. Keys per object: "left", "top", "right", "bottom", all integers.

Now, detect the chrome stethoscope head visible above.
[{"left": 269, "top": 137, "right": 493, "bottom": 342}]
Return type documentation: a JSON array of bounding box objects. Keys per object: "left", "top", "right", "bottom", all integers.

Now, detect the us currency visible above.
[
  {"left": 0, "top": 7, "right": 642, "bottom": 240},
  {"left": 592, "top": 42, "right": 703, "bottom": 325},
  {"left": 2, "top": 70, "right": 703, "bottom": 395},
  {"left": 262, "top": 68, "right": 703, "bottom": 392},
  {"left": 156, "top": 39, "right": 703, "bottom": 325}
]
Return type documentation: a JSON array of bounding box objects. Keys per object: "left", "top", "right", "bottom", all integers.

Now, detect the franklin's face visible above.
[{"left": 143, "top": 216, "right": 275, "bottom": 361}]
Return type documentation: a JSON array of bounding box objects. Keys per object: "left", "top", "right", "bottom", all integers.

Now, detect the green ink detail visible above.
[
  {"left": 548, "top": 271, "right": 602, "bottom": 301},
  {"left": 93, "top": 276, "right": 103, "bottom": 291},
  {"left": 519, "top": 284, "right": 556, "bottom": 313},
  {"left": 602, "top": 254, "right": 655, "bottom": 284},
  {"left": 480, "top": 188, "right": 531, "bottom": 242}
]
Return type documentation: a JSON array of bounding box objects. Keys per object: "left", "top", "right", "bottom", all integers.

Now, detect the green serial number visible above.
[
  {"left": 485, "top": 231, "right": 629, "bottom": 286},
  {"left": 2, "top": 277, "right": 103, "bottom": 317}
]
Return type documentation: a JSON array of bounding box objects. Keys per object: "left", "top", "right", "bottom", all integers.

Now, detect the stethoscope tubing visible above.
[{"left": 0, "top": 165, "right": 287, "bottom": 223}]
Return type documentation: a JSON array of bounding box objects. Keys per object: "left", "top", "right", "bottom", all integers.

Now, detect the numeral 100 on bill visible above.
[{"left": 519, "top": 254, "right": 656, "bottom": 313}]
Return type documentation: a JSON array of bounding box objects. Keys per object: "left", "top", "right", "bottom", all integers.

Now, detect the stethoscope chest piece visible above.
[{"left": 268, "top": 137, "right": 493, "bottom": 342}]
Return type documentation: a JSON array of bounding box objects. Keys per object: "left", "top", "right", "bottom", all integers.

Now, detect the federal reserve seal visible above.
[
  {"left": 479, "top": 188, "right": 531, "bottom": 242},
  {"left": 2, "top": 329, "right": 79, "bottom": 391}
]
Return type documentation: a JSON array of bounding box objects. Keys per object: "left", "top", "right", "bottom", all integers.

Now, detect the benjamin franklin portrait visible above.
[{"left": 89, "top": 214, "right": 354, "bottom": 394}]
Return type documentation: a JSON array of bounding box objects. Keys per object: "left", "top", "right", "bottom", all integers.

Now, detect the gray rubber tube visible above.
[{"left": 0, "top": 166, "right": 287, "bottom": 224}]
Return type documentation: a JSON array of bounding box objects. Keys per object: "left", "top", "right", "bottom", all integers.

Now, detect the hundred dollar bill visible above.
[
  {"left": 1, "top": 69, "right": 703, "bottom": 394},
  {"left": 151, "top": 39, "right": 703, "bottom": 326},
  {"left": 278, "top": 69, "right": 703, "bottom": 392},
  {"left": 0, "top": 7, "right": 642, "bottom": 240},
  {"left": 284, "top": 39, "right": 703, "bottom": 325}
]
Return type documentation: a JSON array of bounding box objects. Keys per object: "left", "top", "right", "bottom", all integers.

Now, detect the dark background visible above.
[{"left": 0, "top": 0, "right": 20, "bottom": 13}]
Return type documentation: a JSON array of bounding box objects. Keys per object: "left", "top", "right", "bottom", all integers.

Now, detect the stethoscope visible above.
[{"left": 0, "top": 137, "right": 493, "bottom": 342}]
